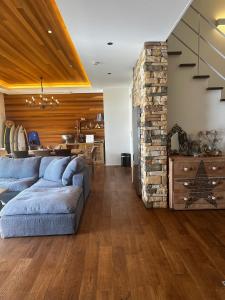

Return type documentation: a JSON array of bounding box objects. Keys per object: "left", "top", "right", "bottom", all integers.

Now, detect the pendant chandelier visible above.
[{"left": 25, "top": 77, "right": 60, "bottom": 109}]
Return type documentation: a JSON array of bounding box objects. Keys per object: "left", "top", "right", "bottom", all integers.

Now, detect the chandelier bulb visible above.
[{"left": 25, "top": 77, "right": 59, "bottom": 109}]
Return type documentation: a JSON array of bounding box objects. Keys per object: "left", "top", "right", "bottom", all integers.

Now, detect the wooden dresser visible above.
[{"left": 169, "top": 156, "right": 225, "bottom": 210}]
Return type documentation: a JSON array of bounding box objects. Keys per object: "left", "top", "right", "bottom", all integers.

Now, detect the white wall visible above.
[
  {"left": 0, "top": 93, "right": 5, "bottom": 148},
  {"left": 168, "top": 57, "right": 225, "bottom": 133},
  {"left": 104, "top": 87, "right": 132, "bottom": 165}
]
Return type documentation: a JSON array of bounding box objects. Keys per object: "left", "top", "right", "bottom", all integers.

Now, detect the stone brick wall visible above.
[{"left": 133, "top": 42, "right": 168, "bottom": 208}]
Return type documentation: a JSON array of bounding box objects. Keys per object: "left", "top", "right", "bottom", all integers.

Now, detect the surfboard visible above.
[
  {"left": 23, "top": 127, "right": 29, "bottom": 150},
  {"left": 4, "top": 121, "right": 15, "bottom": 153},
  {"left": 1, "top": 123, "right": 5, "bottom": 148},
  {"left": 4, "top": 127, "right": 11, "bottom": 153},
  {"left": 3, "top": 126, "right": 7, "bottom": 151},
  {"left": 17, "top": 125, "right": 27, "bottom": 151},
  {"left": 5, "top": 120, "right": 14, "bottom": 128},
  {"left": 9, "top": 124, "right": 15, "bottom": 153},
  {"left": 13, "top": 125, "right": 19, "bottom": 151}
]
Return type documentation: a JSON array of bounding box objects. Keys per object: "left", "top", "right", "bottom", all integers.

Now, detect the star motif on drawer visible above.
[{"left": 179, "top": 160, "right": 218, "bottom": 208}]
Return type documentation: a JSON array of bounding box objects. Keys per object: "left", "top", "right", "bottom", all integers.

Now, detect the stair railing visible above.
[
  {"left": 172, "top": 33, "right": 225, "bottom": 81},
  {"left": 181, "top": 19, "right": 225, "bottom": 61},
  {"left": 197, "top": 13, "right": 201, "bottom": 75},
  {"left": 190, "top": 5, "right": 225, "bottom": 39},
  {"left": 171, "top": 5, "right": 225, "bottom": 82}
]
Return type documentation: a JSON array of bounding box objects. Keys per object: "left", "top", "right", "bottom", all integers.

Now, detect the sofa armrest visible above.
[
  {"left": 72, "top": 173, "right": 84, "bottom": 189},
  {"left": 72, "top": 166, "right": 90, "bottom": 202}
]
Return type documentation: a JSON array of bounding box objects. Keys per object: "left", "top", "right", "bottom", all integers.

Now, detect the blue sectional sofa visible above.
[{"left": 0, "top": 156, "right": 90, "bottom": 238}]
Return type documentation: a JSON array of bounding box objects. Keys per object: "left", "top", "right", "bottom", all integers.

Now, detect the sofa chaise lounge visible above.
[{"left": 0, "top": 156, "right": 90, "bottom": 238}]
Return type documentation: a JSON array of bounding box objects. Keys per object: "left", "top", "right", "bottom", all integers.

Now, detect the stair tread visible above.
[
  {"left": 207, "top": 87, "right": 224, "bottom": 90},
  {"left": 193, "top": 75, "right": 210, "bottom": 79},
  {"left": 168, "top": 51, "right": 182, "bottom": 56},
  {"left": 179, "top": 63, "right": 196, "bottom": 67}
]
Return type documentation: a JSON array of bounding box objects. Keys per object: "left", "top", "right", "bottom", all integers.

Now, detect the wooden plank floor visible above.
[{"left": 0, "top": 166, "right": 225, "bottom": 300}]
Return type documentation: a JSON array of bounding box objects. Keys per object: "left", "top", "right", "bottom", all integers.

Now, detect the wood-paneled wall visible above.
[{"left": 4, "top": 93, "right": 104, "bottom": 146}]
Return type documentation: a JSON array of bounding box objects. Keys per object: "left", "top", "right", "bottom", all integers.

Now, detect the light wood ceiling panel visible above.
[{"left": 0, "top": 0, "right": 90, "bottom": 89}]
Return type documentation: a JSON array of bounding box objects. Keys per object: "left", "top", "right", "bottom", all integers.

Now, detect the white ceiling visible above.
[
  {"left": 56, "top": 0, "right": 193, "bottom": 90},
  {"left": 1, "top": 0, "right": 192, "bottom": 94}
]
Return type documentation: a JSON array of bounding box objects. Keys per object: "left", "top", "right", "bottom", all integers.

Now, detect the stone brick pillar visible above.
[{"left": 133, "top": 42, "right": 168, "bottom": 208}]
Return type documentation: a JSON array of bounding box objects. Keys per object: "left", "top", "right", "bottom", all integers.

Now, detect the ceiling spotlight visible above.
[
  {"left": 107, "top": 42, "right": 113, "bottom": 45},
  {"left": 216, "top": 18, "right": 225, "bottom": 30},
  {"left": 48, "top": 29, "right": 52, "bottom": 34}
]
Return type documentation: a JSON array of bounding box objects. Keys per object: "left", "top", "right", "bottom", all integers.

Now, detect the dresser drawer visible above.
[
  {"left": 173, "top": 162, "right": 198, "bottom": 178},
  {"left": 171, "top": 191, "right": 225, "bottom": 210},
  {"left": 204, "top": 161, "right": 225, "bottom": 177},
  {"left": 174, "top": 178, "right": 225, "bottom": 192},
  {"left": 173, "top": 160, "right": 225, "bottom": 178}
]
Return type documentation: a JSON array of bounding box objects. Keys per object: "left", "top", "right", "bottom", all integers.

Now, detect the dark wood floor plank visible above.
[{"left": 0, "top": 166, "right": 224, "bottom": 299}]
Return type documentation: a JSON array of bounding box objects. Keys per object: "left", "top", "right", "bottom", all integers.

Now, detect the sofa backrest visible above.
[{"left": 0, "top": 157, "right": 41, "bottom": 179}]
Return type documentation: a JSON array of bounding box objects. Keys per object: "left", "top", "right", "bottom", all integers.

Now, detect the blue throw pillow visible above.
[
  {"left": 44, "top": 157, "right": 70, "bottom": 183},
  {"left": 39, "top": 156, "right": 62, "bottom": 178},
  {"left": 62, "top": 157, "right": 85, "bottom": 186}
]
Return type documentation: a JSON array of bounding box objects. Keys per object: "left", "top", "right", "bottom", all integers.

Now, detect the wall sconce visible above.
[{"left": 216, "top": 18, "right": 225, "bottom": 30}]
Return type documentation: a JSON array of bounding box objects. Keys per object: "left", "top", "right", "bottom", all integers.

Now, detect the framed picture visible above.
[{"left": 86, "top": 134, "right": 94, "bottom": 143}]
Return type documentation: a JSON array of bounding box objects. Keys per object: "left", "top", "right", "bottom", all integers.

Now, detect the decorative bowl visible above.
[{"left": 61, "top": 134, "right": 74, "bottom": 144}]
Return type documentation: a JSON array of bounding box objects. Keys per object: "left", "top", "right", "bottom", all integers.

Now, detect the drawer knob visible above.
[
  {"left": 183, "top": 167, "right": 189, "bottom": 172},
  {"left": 211, "top": 166, "right": 217, "bottom": 171},
  {"left": 183, "top": 197, "right": 189, "bottom": 201},
  {"left": 211, "top": 181, "right": 217, "bottom": 186},
  {"left": 183, "top": 182, "right": 189, "bottom": 186}
]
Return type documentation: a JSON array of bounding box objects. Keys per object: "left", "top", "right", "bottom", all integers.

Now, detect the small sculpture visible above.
[{"left": 167, "top": 124, "right": 189, "bottom": 155}]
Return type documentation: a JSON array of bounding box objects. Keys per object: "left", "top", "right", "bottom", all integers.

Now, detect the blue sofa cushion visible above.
[
  {"left": 0, "top": 177, "right": 37, "bottom": 192},
  {"left": 0, "top": 157, "right": 41, "bottom": 179},
  {"left": 30, "top": 178, "right": 63, "bottom": 189},
  {"left": 43, "top": 157, "right": 70, "bottom": 183},
  {"left": 39, "top": 156, "right": 62, "bottom": 178},
  {"left": 62, "top": 157, "right": 86, "bottom": 186},
  {"left": 0, "top": 186, "right": 82, "bottom": 216}
]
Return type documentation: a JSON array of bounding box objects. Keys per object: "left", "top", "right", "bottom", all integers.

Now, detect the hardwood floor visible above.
[{"left": 0, "top": 166, "right": 225, "bottom": 299}]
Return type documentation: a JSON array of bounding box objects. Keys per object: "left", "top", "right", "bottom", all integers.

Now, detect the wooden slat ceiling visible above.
[
  {"left": 4, "top": 93, "right": 104, "bottom": 146},
  {"left": 0, "top": 0, "right": 90, "bottom": 89}
]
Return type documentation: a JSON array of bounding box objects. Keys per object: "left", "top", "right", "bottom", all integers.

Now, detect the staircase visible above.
[
  {"left": 168, "top": 4, "right": 225, "bottom": 102},
  {"left": 167, "top": 3, "right": 225, "bottom": 148}
]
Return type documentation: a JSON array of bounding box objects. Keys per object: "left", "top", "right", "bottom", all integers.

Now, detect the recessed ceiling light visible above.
[
  {"left": 93, "top": 61, "right": 101, "bottom": 66},
  {"left": 48, "top": 29, "right": 52, "bottom": 34},
  {"left": 107, "top": 42, "right": 113, "bottom": 45}
]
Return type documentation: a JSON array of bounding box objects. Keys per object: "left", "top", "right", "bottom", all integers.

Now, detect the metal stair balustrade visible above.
[{"left": 172, "top": 33, "right": 225, "bottom": 82}]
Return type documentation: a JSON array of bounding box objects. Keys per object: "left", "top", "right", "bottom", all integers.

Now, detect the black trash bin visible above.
[{"left": 121, "top": 153, "right": 131, "bottom": 167}]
